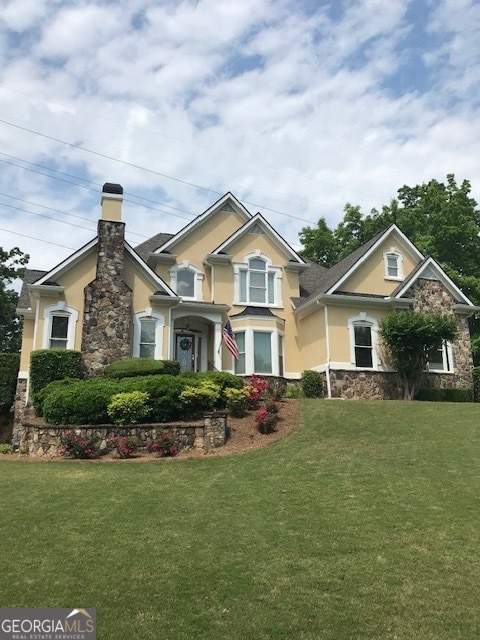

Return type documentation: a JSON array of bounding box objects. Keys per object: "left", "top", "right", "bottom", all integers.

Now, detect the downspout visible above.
[{"left": 323, "top": 303, "right": 332, "bottom": 399}]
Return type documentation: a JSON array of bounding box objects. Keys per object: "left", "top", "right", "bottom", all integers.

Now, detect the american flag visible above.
[{"left": 222, "top": 319, "right": 239, "bottom": 360}]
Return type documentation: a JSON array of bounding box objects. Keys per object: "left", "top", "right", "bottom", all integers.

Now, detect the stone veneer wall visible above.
[
  {"left": 11, "top": 378, "right": 28, "bottom": 448},
  {"left": 407, "top": 278, "right": 473, "bottom": 388},
  {"left": 17, "top": 412, "right": 228, "bottom": 457},
  {"left": 329, "top": 370, "right": 401, "bottom": 400},
  {"left": 82, "top": 219, "right": 133, "bottom": 376}
]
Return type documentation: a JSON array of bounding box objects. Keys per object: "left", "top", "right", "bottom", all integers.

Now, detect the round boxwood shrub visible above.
[{"left": 301, "top": 370, "right": 323, "bottom": 398}]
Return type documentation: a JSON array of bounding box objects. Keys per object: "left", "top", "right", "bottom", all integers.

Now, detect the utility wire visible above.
[{"left": 0, "top": 117, "right": 316, "bottom": 224}]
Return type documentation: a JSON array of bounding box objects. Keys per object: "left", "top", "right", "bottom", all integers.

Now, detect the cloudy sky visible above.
[{"left": 1, "top": 0, "right": 479, "bottom": 272}]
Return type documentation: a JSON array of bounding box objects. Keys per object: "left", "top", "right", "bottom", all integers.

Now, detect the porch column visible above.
[{"left": 214, "top": 321, "right": 222, "bottom": 371}]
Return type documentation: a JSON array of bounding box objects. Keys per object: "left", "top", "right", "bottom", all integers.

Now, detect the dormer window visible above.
[
  {"left": 234, "top": 253, "right": 282, "bottom": 307},
  {"left": 383, "top": 249, "right": 404, "bottom": 281},
  {"left": 170, "top": 262, "right": 204, "bottom": 301}
]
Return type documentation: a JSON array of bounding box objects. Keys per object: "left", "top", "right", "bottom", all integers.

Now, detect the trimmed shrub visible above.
[
  {"left": 107, "top": 391, "right": 150, "bottom": 426},
  {"left": 0, "top": 352, "right": 19, "bottom": 411},
  {"left": 225, "top": 387, "right": 250, "bottom": 417},
  {"left": 180, "top": 371, "right": 243, "bottom": 407},
  {"left": 104, "top": 358, "right": 180, "bottom": 379},
  {"left": 415, "top": 388, "right": 443, "bottom": 402},
  {"left": 43, "top": 378, "right": 119, "bottom": 425},
  {"left": 30, "top": 349, "right": 82, "bottom": 396},
  {"left": 285, "top": 384, "right": 302, "bottom": 399},
  {"left": 301, "top": 370, "right": 323, "bottom": 398},
  {"left": 119, "top": 375, "right": 188, "bottom": 423},
  {"left": 416, "top": 387, "right": 473, "bottom": 402},
  {"left": 33, "top": 378, "right": 78, "bottom": 417},
  {"left": 473, "top": 367, "right": 480, "bottom": 402},
  {"left": 180, "top": 381, "right": 221, "bottom": 417}
]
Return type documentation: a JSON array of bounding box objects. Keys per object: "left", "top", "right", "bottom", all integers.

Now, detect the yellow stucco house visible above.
[{"left": 15, "top": 182, "right": 476, "bottom": 413}]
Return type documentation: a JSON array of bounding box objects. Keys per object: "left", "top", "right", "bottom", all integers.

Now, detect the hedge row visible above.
[
  {"left": 104, "top": 358, "right": 180, "bottom": 379},
  {"left": 30, "top": 350, "right": 83, "bottom": 396},
  {"left": 41, "top": 371, "right": 243, "bottom": 425},
  {"left": 0, "top": 353, "right": 20, "bottom": 411},
  {"left": 416, "top": 387, "right": 473, "bottom": 403},
  {"left": 473, "top": 367, "right": 480, "bottom": 402}
]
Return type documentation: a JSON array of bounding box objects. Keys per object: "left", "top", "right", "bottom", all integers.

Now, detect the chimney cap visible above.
[{"left": 102, "top": 182, "right": 123, "bottom": 195}]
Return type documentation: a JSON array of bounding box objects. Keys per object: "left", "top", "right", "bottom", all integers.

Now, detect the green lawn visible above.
[{"left": 1, "top": 400, "right": 480, "bottom": 639}]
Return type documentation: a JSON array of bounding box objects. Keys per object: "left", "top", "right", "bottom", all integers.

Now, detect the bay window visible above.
[{"left": 232, "top": 328, "right": 284, "bottom": 376}]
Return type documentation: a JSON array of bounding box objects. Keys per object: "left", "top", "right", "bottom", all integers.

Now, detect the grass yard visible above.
[{"left": 1, "top": 399, "right": 480, "bottom": 639}]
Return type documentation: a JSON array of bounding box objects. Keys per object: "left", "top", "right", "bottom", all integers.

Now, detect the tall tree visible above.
[
  {"left": 0, "top": 246, "right": 29, "bottom": 353},
  {"left": 299, "top": 217, "right": 337, "bottom": 267}
]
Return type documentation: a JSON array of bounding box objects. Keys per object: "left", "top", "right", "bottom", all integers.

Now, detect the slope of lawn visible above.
[{"left": 1, "top": 400, "right": 480, "bottom": 640}]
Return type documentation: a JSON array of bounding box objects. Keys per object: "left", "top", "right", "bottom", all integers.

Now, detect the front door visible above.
[{"left": 176, "top": 334, "right": 195, "bottom": 372}]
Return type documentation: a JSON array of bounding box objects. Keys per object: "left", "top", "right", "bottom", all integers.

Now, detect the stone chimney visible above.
[
  {"left": 101, "top": 182, "right": 123, "bottom": 221},
  {"left": 81, "top": 182, "right": 133, "bottom": 376}
]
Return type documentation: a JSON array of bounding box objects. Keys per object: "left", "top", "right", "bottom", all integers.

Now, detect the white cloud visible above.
[{"left": 0, "top": 0, "right": 478, "bottom": 271}]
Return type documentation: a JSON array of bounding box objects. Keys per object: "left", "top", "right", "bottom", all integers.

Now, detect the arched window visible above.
[
  {"left": 133, "top": 310, "right": 165, "bottom": 359},
  {"left": 234, "top": 253, "right": 282, "bottom": 307},
  {"left": 348, "top": 313, "right": 379, "bottom": 369},
  {"left": 42, "top": 302, "right": 78, "bottom": 350}
]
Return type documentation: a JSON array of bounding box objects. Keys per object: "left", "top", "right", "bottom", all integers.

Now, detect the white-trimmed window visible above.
[
  {"left": 427, "top": 342, "right": 453, "bottom": 373},
  {"left": 234, "top": 332, "right": 246, "bottom": 375},
  {"left": 133, "top": 309, "right": 165, "bottom": 359},
  {"left": 348, "top": 314, "right": 379, "bottom": 369},
  {"left": 170, "top": 262, "right": 204, "bottom": 301},
  {"left": 383, "top": 249, "right": 404, "bottom": 281},
  {"left": 232, "top": 328, "right": 283, "bottom": 376},
  {"left": 234, "top": 253, "right": 282, "bottom": 307},
  {"left": 43, "top": 302, "right": 78, "bottom": 350}
]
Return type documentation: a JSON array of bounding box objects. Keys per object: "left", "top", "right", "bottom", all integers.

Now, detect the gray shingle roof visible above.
[
  {"left": 17, "top": 269, "right": 48, "bottom": 309},
  {"left": 134, "top": 233, "right": 174, "bottom": 261}
]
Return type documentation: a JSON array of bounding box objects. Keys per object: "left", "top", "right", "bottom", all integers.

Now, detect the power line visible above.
[
  {"left": 0, "top": 118, "right": 318, "bottom": 225},
  {"left": 0, "top": 226, "right": 75, "bottom": 249},
  {"left": 0, "top": 154, "right": 195, "bottom": 223}
]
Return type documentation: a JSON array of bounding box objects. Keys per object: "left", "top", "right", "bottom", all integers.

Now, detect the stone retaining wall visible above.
[{"left": 18, "top": 412, "right": 228, "bottom": 457}]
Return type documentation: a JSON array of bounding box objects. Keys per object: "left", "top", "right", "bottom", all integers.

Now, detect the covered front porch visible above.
[{"left": 170, "top": 303, "right": 229, "bottom": 372}]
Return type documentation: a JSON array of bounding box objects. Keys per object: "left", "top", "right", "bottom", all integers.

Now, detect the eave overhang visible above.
[
  {"left": 204, "top": 253, "right": 233, "bottom": 266},
  {"left": 293, "top": 293, "right": 414, "bottom": 320},
  {"left": 284, "top": 261, "right": 309, "bottom": 273}
]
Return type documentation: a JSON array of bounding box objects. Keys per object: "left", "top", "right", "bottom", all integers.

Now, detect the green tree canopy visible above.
[
  {"left": 380, "top": 311, "right": 458, "bottom": 400},
  {"left": 0, "top": 246, "right": 29, "bottom": 353}
]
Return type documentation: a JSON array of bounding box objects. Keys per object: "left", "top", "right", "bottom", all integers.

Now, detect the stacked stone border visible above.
[{"left": 18, "top": 411, "right": 228, "bottom": 457}]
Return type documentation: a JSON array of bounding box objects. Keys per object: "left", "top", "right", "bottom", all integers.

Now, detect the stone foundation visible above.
[
  {"left": 17, "top": 412, "right": 228, "bottom": 457},
  {"left": 329, "top": 370, "right": 401, "bottom": 400},
  {"left": 328, "top": 369, "right": 468, "bottom": 400}
]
